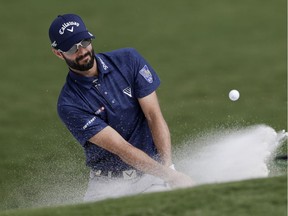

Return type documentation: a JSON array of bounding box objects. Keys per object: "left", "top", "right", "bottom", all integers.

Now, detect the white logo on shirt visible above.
[
  {"left": 97, "top": 57, "right": 108, "bottom": 70},
  {"left": 123, "top": 87, "right": 132, "bottom": 97},
  {"left": 82, "top": 117, "right": 96, "bottom": 130}
]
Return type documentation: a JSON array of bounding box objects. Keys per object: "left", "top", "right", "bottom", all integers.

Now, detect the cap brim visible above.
[{"left": 57, "top": 31, "right": 95, "bottom": 52}]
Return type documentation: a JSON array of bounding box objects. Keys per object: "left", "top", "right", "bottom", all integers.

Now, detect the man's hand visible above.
[{"left": 166, "top": 171, "right": 195, "bottom": 188}]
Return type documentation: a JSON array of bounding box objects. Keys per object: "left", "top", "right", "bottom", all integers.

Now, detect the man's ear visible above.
[{"left": 52, "top": 48, "right": 64, "bottom": 60}]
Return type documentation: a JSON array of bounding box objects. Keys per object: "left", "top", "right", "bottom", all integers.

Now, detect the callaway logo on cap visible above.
[{"left": 49, "top": 14, "right": 95, "bottom": 52}]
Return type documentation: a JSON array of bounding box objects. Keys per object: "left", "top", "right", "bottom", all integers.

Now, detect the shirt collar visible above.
[{"left": 68, "top": 54, "right": 112, "bottom": 89}]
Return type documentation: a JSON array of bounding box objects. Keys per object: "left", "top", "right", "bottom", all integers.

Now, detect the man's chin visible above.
[
  {"left": 73, "top": 60, "right": 95, "bottom": 72},
  {"left": 64, "top": 49, "right": 95, "bottom": 72}
]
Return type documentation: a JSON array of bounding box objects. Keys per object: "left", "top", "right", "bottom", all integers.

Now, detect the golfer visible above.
[{"left": 49, "top": 14, "right": 194, "bottom": 201}]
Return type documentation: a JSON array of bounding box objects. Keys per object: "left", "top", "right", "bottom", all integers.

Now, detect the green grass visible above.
[
  {"left": 0, "top": 175, "right": 286, "bottom": 216},
  {"left": 0, "top": 0, "right": 286, "bottom": 215}
]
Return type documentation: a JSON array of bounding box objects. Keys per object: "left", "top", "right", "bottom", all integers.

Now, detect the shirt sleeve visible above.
[
  {"left": 129, "top": 49, "right": 161, "bottom": 98},
  {"left": 57, "top": 104, "right": 108, "bottom": 146}
]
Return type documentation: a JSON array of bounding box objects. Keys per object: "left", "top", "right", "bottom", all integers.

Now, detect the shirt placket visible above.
[{"left": 93, "top": 78, "right": 116, "bottom": 108}]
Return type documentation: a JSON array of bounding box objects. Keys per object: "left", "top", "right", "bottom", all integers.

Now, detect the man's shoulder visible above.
[
  {"left": 104, "top": 47, "right": 139, "bottom": 56},
  {"left": 100, "top": 47, "right": 141, "bottom": 62},
  {"left": 57, "top": 82, "right": 76, "bottom": 106},
  {"left": 56, "top": 82, "right": 85, "bottom": 119}
]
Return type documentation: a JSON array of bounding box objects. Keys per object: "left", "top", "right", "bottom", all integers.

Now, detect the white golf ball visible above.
[{"left": 229, "top": 89, "right": 240, "bottom": 101}]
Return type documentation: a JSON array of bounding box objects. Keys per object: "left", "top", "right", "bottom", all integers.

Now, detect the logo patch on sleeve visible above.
[{"left": 139, "top": 65, "right": 153, "bottom": 83}]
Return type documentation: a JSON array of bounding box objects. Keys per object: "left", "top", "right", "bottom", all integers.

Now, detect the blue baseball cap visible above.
[{"left": 49, "top": 14, "right": 95, "bottom": 52}]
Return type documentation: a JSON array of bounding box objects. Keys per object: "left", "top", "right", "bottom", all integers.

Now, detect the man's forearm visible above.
[
  {"left": 138, "top": 92, "right": 173, "bottom": 166},
  {"left": 148, "top": 116, "right": 172, "bottom": 166}
]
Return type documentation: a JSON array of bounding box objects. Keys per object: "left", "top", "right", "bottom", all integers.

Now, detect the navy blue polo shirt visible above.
[{"left": 57, "top": 48, "right": 161, "bottom": 172}]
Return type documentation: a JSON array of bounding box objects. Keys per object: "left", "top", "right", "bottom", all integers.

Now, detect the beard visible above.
[{"left": 63, "top": 48, "right": 95, "bottom": 72}]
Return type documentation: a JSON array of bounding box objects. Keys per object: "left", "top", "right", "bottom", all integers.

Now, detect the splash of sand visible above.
[{"left": 174, "top": 124, "right": 287, "bottom": 185}]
